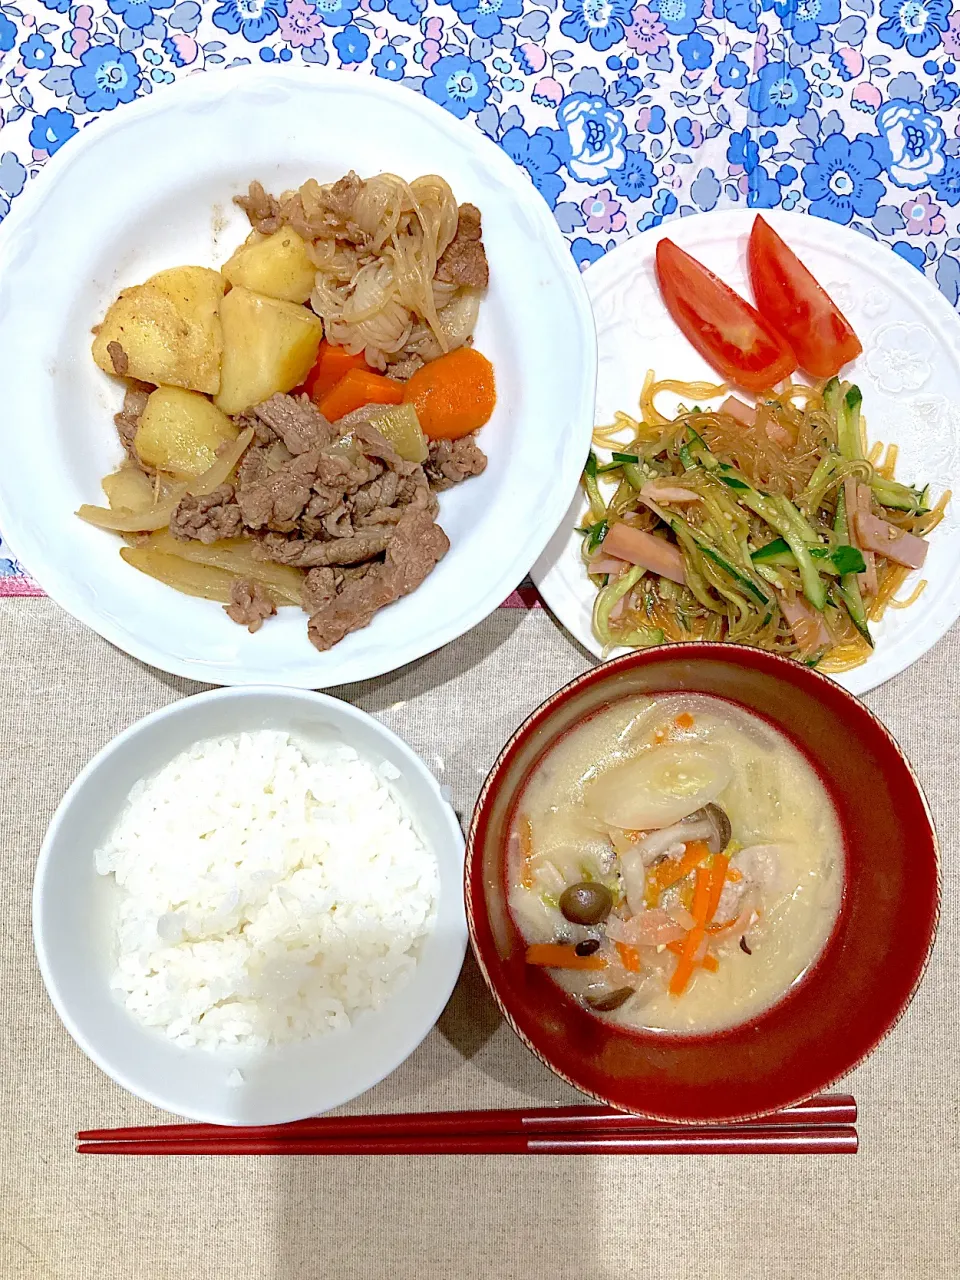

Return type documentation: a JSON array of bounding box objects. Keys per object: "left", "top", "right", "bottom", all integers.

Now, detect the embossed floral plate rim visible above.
[
  {"left": 0, "top": 65, "right": 597, "bottom": 688},
  {"left": 532, "top": 208, "right": 960, "bottom": 696}
]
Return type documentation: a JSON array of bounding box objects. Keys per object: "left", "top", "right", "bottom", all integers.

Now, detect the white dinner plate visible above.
[
  {"left": 0, "top": 67, "right": 596, "bottom": 688},
  {"left": 532, "top": 209, "right": 960, "bottom": 695}
]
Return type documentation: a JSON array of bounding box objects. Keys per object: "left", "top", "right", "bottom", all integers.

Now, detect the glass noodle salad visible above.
[{"left": 580, "top": 372, "right": 950, "bottom": 673}]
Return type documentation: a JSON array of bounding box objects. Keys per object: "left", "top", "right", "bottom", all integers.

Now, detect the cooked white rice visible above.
[{"left": 95, "top": 731, "right": 439, "bottom": 1051}]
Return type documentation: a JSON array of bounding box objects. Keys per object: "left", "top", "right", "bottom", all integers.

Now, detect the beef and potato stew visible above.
[{"left": 81, "top": 171, "right": 496, "bottom": 650}]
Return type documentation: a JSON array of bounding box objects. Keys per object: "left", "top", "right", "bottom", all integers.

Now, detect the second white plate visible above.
[{"left": 532, "top": 209, "right": 960, "bottom": 696}]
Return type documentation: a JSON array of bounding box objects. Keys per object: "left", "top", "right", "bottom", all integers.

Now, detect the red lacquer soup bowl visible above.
[{"left": 465, "top": 644, "right": 940, "bottom": 1123}]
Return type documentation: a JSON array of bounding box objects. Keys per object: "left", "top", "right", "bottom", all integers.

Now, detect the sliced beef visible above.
[
  {"left": 107, "top": 341, "right": 129, "bottom": 376},
  {"left": 330, "top": 409, "right": 407, "bottom": 474},
  {"left": 252, "top": 394, "right": 335, "bottom": 455},
  {"left": 351, "top": 419, "right": 405, "bottom": 471},
  {"left": 236, "top": 448, "right": 326, "bottom": 532},
  {"left": 114, "top": 380, "right": 152, "bottom": 453},
  {"left": 307, "top": 508, "right": 450, "bottom": 652},
  {"left": 356, "top": 506, "right": 405, "bottom": 527},
  {"left": 322, "top": 505, "right": 354, "bottom": 538},
  {"left": 238, "top": 175, "right": 367, "bottom": 244},
  {"left": 234, "top": 181, "right": 281, "bottom": 235},
  {"left": 425, "top": 434, "right": 488, "bottom": 491},
  {"left": 396, "top": 467, "right": 440, "bottom": 517},
  {"left": 300, "top": 489, "right": 344, "bottom": 538},
  {"left": 238, "top": 445, "right": 272, "bottom": 491},
  {"left": 256, "top": 529, "right": 394, "bottom": 567},
  {"left": 351, "top": 471, "right": 400, "bottom": 518},
  {"left": 224, "top": 579, "right": 276, "bottom": 633},
  {"left": 301, "top": 567, "right": 341, "bottom": 615},
  {"left": 169, "top": 485, "right": 243, "bottom": 544},
  {"left": 387, "top": 354, "right": 425, "bottom": 382},
  {"left": 314, "top": 450, "right": 380, "bottom": 493},
  {"left": 233, "top": 410, "right": 277, "bottom": 448},
  {"left": 303, "top": 172, "right": 367, "bottom": 244},
  {"left": 435, "top": 204, "right": 489, "bottom": 289}
]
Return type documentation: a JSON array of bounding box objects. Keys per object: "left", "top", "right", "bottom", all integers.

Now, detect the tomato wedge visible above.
[
  {"left": 655, "top": 238, "right": 797, "bottom": 393},
  {"left": 748, "top": 215, "right": 861, "bottom": 379}
]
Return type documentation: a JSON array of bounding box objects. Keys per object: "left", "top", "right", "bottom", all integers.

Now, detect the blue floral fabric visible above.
[{"left": 2, "top": 0, "right": 960, "bottom": 584}]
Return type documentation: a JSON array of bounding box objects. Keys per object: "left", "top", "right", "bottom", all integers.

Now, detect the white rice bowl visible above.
[
  {"left": 33, "top": 686, "right": 467, "bottom": 1124},
  {"left": 97, "top": 732, "right": 440, "bottom": 1051}
]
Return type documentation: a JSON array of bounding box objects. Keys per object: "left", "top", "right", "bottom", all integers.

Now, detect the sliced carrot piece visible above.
[
  {"left": 675, "top": 712, "right": 695, "bottom": 730},
  {"left": 302, "top": 340, "right": 372, "bottom": 404},
  {"left": 669, "top": 866, "right": 711, "bottom": 996},
  {"left": 646, "top": 839, "right": 711, "bottom": 907},
  {"left": 318, "top": 368, "right": 404, "bottom": 420},
  {"left": 615, "top": 942, "right": 642, "bottom": 973},
  {"left": 525, "top": 943, "right": 607, "bottom": 971},
  {"left": 402, "top": 346, "right": 496, "bottom": 440},
  {"left": 667, "top": 938, "right": 720, "bottom": 973}
]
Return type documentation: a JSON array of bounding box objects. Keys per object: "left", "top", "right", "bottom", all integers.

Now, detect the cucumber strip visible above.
[
  {"left": 870, "top": 477, "right": 930, "bottom": 514},
  {"left": 716, "top": 468, "right": 828, "bottom": 610},
  {"left": 751, "top": 537, "right": 791, "bottom": 564},
  {"left": 623, "top": 461, "right": 648, "bottom": 491},
  {"left": 822, "top": 376, "right": 843, "bottom": 419},
  {"left": 751, "top": 539, "right": 864, "bottom": 576},
  {"left": 833, "top": 488, "right": 872, "bottom": 644},
  {"left": 582, "top": 452, "right": 606, "bottom": 522},
  {"left": 664, "top": 513, "right": 769, "bottom": 605},
  {"left": 836, "top": 385, "right": 863, "bottom": 462}
]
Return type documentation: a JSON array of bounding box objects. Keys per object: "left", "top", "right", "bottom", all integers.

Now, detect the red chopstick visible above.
[
  {"left": 76, "top": 1094, "right": 856, "bottom": 1156},
  {"left": 77, "top": 1093, "right": 855, "bottom": 1144},
  {"left": 76, "top": 1126, "right": 857, "bottom": 1156}
]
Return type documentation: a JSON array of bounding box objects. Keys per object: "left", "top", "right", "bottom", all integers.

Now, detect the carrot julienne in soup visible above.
[{"left": 509, "top": 692, "right": 844, "bottom": 1034}]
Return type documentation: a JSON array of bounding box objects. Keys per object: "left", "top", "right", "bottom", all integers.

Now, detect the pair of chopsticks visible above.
[{"left": 76, "top": 1094, "right": 857, "bottom": 1156}]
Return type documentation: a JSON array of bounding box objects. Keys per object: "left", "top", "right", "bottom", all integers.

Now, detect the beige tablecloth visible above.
[{"left": 1, "top": 599, "right": 957, "bottom": 1280}]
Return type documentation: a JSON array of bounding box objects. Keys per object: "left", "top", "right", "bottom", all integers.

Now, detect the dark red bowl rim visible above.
[{"left": 465, "top": 642, "right": 941, "bottom": 1123}]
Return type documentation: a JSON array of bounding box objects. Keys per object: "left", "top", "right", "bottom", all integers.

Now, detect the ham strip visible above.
[
  {"left": 843, "top": 477, "right": 877, "bottom": 598},
  {"left": 854, "top": 509, "right": 928, "bottom": 569},
  {"left": 778, "top": 593, "right": 833, "bottom": 658},
  {"left": 721, "top": 395, "right": 792, "bottom": 447},
  {"left": 721, "top": 395, "right": 753, "bottom": 427},
  {"left": 602, "top": 522, "right": 686, "bottom": 585},
  {"left": 588, "top": 554, "right": 629, "bottom": 577}
]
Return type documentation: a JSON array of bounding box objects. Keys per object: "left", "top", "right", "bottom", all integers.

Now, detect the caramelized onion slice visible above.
[
  {"left": 77, "top": 489, "right": 186, "bottom": 532},
  {"left": 120, "top": 546, "right": 239, "bottom": 602},
  {"left": 188, "top": 426, "right": 254, "bottom": 497},
  {"left": 142, "top": 531, "right": 303, "bottom": 607}
]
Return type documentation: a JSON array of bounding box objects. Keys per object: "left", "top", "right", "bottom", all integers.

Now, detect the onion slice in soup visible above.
[{"left": 586, "top": 743, "right": 733, "bottom": 830}]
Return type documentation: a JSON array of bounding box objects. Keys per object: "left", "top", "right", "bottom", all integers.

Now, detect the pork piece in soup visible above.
[{"left": 508, "top": 693, "right": 844, "bottom": 1034}]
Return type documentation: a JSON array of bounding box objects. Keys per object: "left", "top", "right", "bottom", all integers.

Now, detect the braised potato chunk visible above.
[
  {"left": 92, "top": 266, "right": 225, "bottom": 394},
  {"left": 135, "top": 387, "right": 239, "bottom": 479},
  {"left": 215, "top": 285, "right": 323, "bottom": 415},
  {"left": 221, "top": 228, "right": 317, "bottom": 304}
]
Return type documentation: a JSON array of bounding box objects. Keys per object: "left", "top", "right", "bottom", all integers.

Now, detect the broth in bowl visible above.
[{"left": 509, "top": 692, "right": 843, "bottom": 1035}]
